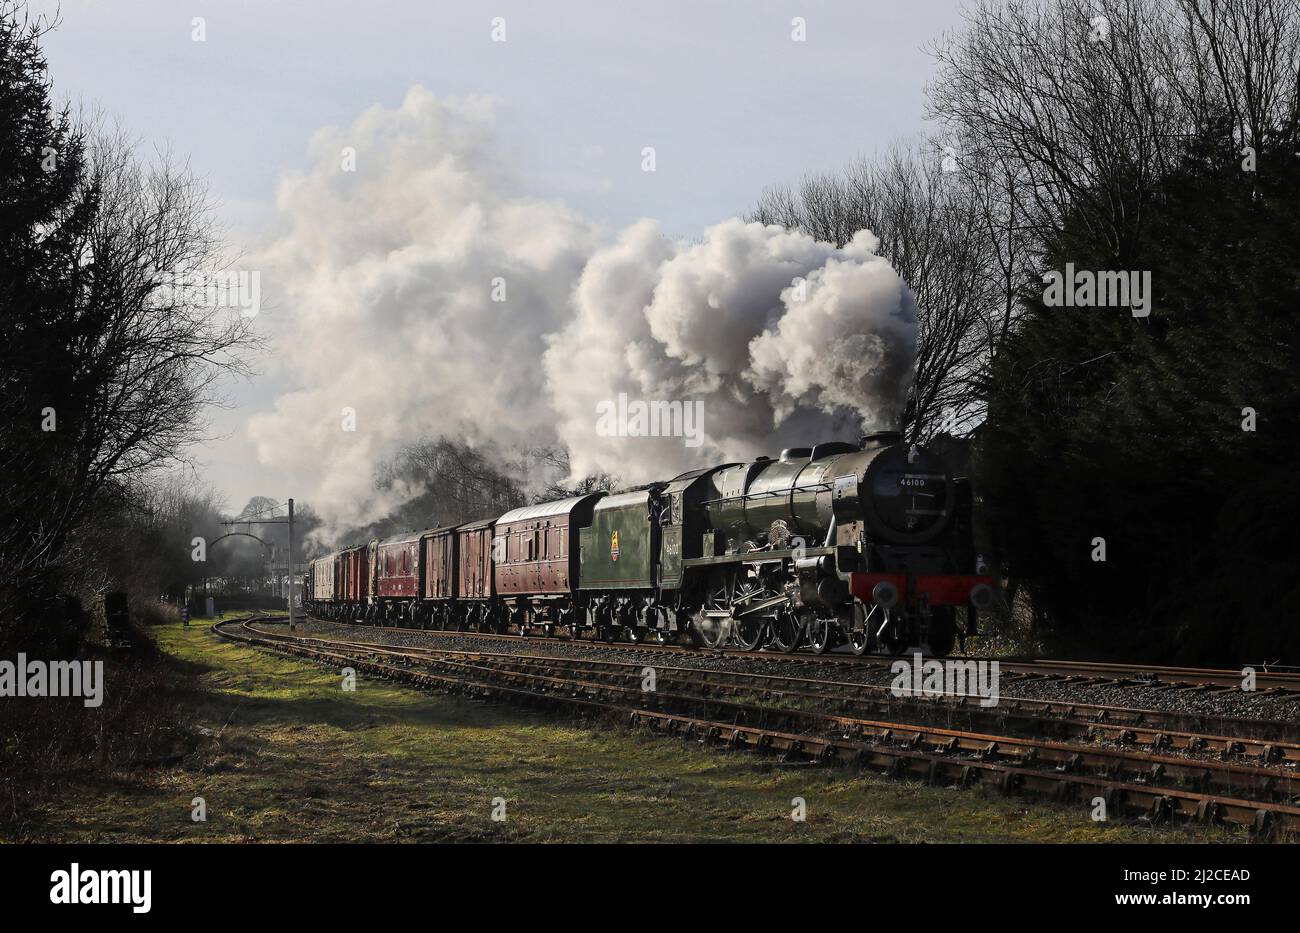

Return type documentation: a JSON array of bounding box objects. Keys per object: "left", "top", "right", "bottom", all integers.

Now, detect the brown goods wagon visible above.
[
  {"left": 338, "top": 549, "right": 354, "bottom": 601},
  {"left": 456, "top": 518, "right": 496, "bottom": 600},
  {"left": 421, "top": 525, "right": 459, "bottom": 600},
  {"left": 495, "top": 493, "right": 604, "bottom": 597},
  {"left": 375, "top": 532, "right": 421, "bottom": 599},
  {"left": 340, "top": 543, "right": 372, "bottom": 603}
]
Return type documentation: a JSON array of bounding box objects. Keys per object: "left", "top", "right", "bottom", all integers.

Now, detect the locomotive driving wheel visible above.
[
  {"left": 692, "top": 569, "right": 736, "bottom": 648},
  {"left": 805, "top": 614, "right": 832, "bottom": 655},
  {"left": 768, "top": 605, "right": 803, "bottom": 653},
  {"left": 693, "top": 611, "right": 727, "bottom": 649},
  {"left": 731, "top": 614, "right": 765, "bottom": 651},
  {"left": 728, "top": 573, "right": 775, "bottom": 650}
]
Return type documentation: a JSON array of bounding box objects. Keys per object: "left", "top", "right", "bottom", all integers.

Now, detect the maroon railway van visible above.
[
  {"left": 373, "top": 532, "right": 421, "bottom": 623},
  {"left": 456, "top": 518, "right": 495, "bottom": 601},
  {"left": 494, "top": 494, "right": 603, "bottom": 600},
  {"left": 338, "top": 542, "right": 373, "bottom": 620},
  {"left": 421, "top": 525, "right": 459, "bottom": 600}
]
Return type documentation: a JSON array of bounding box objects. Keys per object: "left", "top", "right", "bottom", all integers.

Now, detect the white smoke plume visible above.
[
  {"left": 547, "top": 221, "right": 918, "bottom": 481},
  {"left": 247, "top": 87, "right": 918, "bottom": 536}
]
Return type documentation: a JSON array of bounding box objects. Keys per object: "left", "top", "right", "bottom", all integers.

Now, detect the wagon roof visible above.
[
  {"left": 495, "top": 492, "right": 604, "bottom": 525},
  {"left": 457, "top": 517, "right": 497, "bottom": 531},
  {"left": 377, "top": 530, "right": 424, "bottom": 548},
  {"left": 417, "top": 523, "right": 462, "bottom": 538}
]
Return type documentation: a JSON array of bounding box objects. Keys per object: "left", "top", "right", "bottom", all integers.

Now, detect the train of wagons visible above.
[{"left": 302, "top": 432, "right": 995, "bottom": 655}]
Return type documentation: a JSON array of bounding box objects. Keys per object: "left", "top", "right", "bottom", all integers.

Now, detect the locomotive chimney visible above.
[{"left": 860, "top": 431, "right": 902, "bottom": 449}]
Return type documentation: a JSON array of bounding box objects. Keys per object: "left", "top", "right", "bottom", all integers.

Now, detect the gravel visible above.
[{"left": 252, "top": 618, "right": 1300, "bottom": 726}]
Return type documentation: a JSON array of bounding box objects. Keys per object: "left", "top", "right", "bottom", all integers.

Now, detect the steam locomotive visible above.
[{"left": 303, "top": 431, "right": 994, "bottom": 655}]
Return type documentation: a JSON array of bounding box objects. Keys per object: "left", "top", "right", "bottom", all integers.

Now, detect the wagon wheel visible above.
[
  {"left": 805, "top": 615, "right": 832, "bottom": 655},
  {"left": 643, "top": 606, "right": 665, "bottom": 644},
  {"left": 599, "top": 606, "right": 618, "bottom": 643}
]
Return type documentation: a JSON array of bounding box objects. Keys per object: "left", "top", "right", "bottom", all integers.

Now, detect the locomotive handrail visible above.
[
  {"left": 680, "top": 544, "right": 835, "bottom": 567},
  {"left": 700, "top": 480, "right": 836, "bottom": 506}
]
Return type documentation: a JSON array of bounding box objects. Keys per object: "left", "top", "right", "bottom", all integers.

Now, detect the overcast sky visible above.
[{"left": 33, "top": 0, "right": 968, "bottom": 517}]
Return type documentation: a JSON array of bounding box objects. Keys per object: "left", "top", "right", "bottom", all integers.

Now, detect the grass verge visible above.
[{"left": 9, "top": 617, "right": 1246, "bottom": 843}]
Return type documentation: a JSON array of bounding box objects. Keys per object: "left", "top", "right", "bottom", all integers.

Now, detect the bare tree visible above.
[
  {"left": 359, "top": 437, "right": 527, "bottom": 540},
  {"left": 1172, "top": 0, "right": 1300, "bottom": 149},
  {"left": 927, "top": 0, "right": 1300, "bottom": 265},
  {"left": 527, "top": 445, "right": 619, "bottom": 500},
  {"left": 0, "top": 117, "right": 257, "bottom": 632}
]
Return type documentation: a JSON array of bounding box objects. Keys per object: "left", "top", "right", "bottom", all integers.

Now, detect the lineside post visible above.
[{"left": 288, "top": 497, "right": 296, "bottom": 631}]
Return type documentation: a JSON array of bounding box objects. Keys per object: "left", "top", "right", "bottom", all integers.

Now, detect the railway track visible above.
[
  {"left": 265, "top": 622, "right": 1300, "bottom": 753},
  {"left": 217, "top": 617, "right": 1300, "bottom": 837},
  {"left": 307, "top": 615, "right": 1300, "bottom": 693}
]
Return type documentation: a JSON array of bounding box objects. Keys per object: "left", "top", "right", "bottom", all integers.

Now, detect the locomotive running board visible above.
[{"left": 682, "top": 545, "right": 834, "bottom": 568}]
